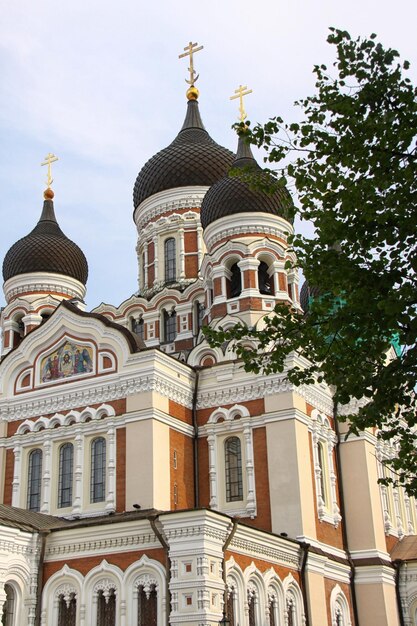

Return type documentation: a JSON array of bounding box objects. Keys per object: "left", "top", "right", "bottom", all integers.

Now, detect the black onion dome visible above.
[
  {"left": 2, "top": 199, "right": 88, "bottom": 285},
  {"left": 133, "top": 99, "right": 234, "bottom": 208},
  {"left": 299, "top": 280, "right": 322, "bottom": 313},
  {"left": 200, "top": 135, "right": 293, "bottom": 229}
]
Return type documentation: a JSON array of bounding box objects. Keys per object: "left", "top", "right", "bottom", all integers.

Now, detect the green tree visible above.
[{"left": 205, "top": 29, "right": 417, "bottom": 492}]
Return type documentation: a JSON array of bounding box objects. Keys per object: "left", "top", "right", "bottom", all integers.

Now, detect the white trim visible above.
[{"left": 3, "top": 272, "right": 86, "bottom": 303}]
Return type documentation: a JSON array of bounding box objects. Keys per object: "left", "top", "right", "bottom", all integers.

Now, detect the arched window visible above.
[
  {"left": 268, "top": 594, "right": 276, "bottom": 626},
  {"left": 230, "top": 264, "right": 242, "bottom": 298},
  {"left": 163, "top": 310, "right": 177, "bottom": 343},
  {"left": 248, "top": 588, "right": 256, "bottom": 626},
  {"left": 164, "top": 238, "right": 176, "bottom": 283},
  {"left": 225, "top": 437, "right": 243, "bottom": 502},
  {"left": 97, "top": 588, "right": 116, "bottom": 626},
  {"left": 137, "top": 584, "right": 157, "bottom": 626},
  {"left": 287, "top": 598, "right": 295, "bottom": 626},
  {"left": 194, "top": 301, "right": 205, "bottom": 335},
  {"left": 133, "top": 317, "right": 144, "bottom": 339},
  {"left": 58, "top": 443, "right": 74, "bottom": 508},
  {"left": 2, "top": 584, "right": 15, "bottom": 626},
  {"left": 27, "top": 448, "right": 42, "bottom": 512},
  {"left": 226, "top": 587, "right": 236, "bottom": 626},
  {"left": 90, "top": 438, "right": 106, "bottom": 503},
  {"left": 57, "top": 592, "right": 76, "bottom": 626},
  {"left": 258, "top": 261, "right": 272, "bottom": 295}
]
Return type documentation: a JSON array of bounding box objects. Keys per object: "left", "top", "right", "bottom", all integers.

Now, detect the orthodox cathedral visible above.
[{"left": 0, "top": 45, "right": 416, "bottom": 626}]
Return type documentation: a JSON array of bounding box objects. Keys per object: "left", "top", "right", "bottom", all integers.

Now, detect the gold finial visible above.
[
  {"left": 179, "top": 41, "right": 204, "bottom": 95},
  {"left": 230, "top": 85, "right": 253, "bottom": 123},
  {"left": 41, "top": 153, "right": 58, "bottom": 198}
]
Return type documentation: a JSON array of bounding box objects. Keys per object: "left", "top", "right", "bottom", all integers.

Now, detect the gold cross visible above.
[
  {"left": 179, "top": 41, "right": 204, "bottom": 86},
  {"left": 230, "top": 85, "right": 253, "bottom": 122},
  {"left": 41, "top": 152, "right": 58, "bottom": 188}
]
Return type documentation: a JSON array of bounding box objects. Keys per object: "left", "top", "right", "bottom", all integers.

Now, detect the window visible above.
[
  {"left": 248, "top": 589, "right": 256, "bottom": 626},
  {"left": 268, "top": 594, "right": 276, "bottom": 626},
  {"left": 311, "top": 413, "right": 341, "bottom": 526},
  {"left": 164, "top": 238, "right": 176, "bottom": 283},
  {"left": 57, "top": 592, "right": 76, "bottom": 626},
  {"left": 97, "top": 588, "right": 116, "bottom": 626},
  {"left": 2, "top": 584, "right": 15, "bottom": 626},
  {"left": 138, "top": 584, "right": 157, "bottom": 626},
  {"left": 195, "top": 301, "right": 205, "bottom": 334},
  {"left": 230, "top": 264, "right": 242, "bottom": 298},
  {"left": 258, "top": 261, "right": 272, "bottom": 295},
  {"left": 226, "top": 588, "right": 236, "bottom": 626},
  {"left": 90, "top": 437, "right": 106, "bottom": 503},
  {"left": 27, "top": 448, "right": 42, "bottom": 512},
  {"left": 58, "top": 443, "right": 74, "bottom": 508},
  {"left": 131, "top": 317, "right": 144, "bottom": 339},
  {"left": 225, "top": 437, "right": 243, "bottom": 502},
  {"left": 163, "top": 310, "right": 177, "bottom": 343},
  {"left": 317, "top": 442, "right": 328, "bottom": 507}
]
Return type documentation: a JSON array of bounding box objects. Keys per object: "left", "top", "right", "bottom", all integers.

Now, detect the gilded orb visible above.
[
  {"left": 186, "top": 86, "right": 199, "bottom": 101},
  {"left": 44, "top": 188, "right": 55, "bottom": 200}
]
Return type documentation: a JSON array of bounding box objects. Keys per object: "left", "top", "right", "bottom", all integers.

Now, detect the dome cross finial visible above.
[
  {"left": 41, "top": 152, "right": 58, "bottom": 196},
  {"left": 179, "top": 41, "right": 204, "bottom": 100},
  {"left": 230, "top": 85, "right": 253, "bottom": 123}
]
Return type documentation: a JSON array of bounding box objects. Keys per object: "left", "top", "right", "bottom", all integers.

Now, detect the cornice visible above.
[
  {"left": 4, "top": 272, "right": 86, "bottom": 303},
  {"left": 229, "top": 527, "right": 300, "bottom": 570},
  {"left": 203, "top": 213, "right": 293, "bottom": 252},
  {"left": 134, "top": 186, "right": 208, "bottom": 233}
]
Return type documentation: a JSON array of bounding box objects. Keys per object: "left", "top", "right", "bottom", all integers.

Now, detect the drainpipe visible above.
[
  {"left": 34, "top": 530, "right": 49, "bottom": 626},
  {"left": 393, "top": 560, "right": 405, "bottom": 626},
  {"left": 333, "top": 400, "right": 360, "bottom": 626},
  {"left": 149, "top": 516, "right": 170, "bottom": 626},
  {"left": 222, "top": 520, "right": 239, "bottom": 620},
  {"left": 192, "top": 368, "right": 201, "bottom": 508},
  {"left": 299, "top": 541, "right": 311, "bottom": 626}
]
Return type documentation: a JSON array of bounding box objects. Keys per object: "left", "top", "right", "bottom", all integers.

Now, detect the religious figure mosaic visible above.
[{"left": 41, "top": 341, "right": 93, "bottom": 382}]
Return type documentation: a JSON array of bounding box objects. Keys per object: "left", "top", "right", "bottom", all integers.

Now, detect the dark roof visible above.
[
  {"left": 200, "top": 135, "right": 293, "bottom": 229},
  {"left": 299, "top": 281, "right": 322, "bottom": 313},
  {"left": 2, "top": 199, "right": 88, "bottom": 285},
  {"left": 391, "top": 535, "right": 417, "bottom": 561},
  {"left": 0, "top": 504, "right": 71, "bottom": 532},
  {"left": 133, "top": 99, "right": 234, "bottom": 209}
]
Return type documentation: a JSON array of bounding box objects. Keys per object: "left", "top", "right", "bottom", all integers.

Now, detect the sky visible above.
[{"left": 0, "top": 0, "right": 416, "bottom": 310}]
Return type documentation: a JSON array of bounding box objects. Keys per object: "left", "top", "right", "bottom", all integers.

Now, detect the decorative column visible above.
[
  {"left": 197, "top": 226, "right": 203, "bottom": 277},
  {"left": 106, "top": 424, "right": 116, "bottom": 512},
  {"left": 72, "top": 430, "right": 84, "bottom": 515},
  {"left": 243, "top": 424, "right": 256, "bottom": 516},
  {"left": 143, "top": 242, "right": 149, "bottom": 289},
  {"left": 207, "top": 432, "right": 217, "bottom": 509},
  {"left": 153, "top": 235, "right": 159, "bottom": 286},
  {"left": 136, "top": 237, "right": 141, "bottom": 291},
  {"left": 11, "top": 445, "right": 21, "bottom": 507},
  {"left": 179, "top": 227, "right": 185, "bottom": 279},
  {"left": 41, "top": 437, "right": 52, "bottom": 514},
  {"left": 237, "top": 258, "right": 259, "bottom": 294}
]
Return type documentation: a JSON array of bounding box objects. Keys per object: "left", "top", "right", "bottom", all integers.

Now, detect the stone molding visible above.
[{"left": 134, "top": 186, "right": 208, "bottom": 232}]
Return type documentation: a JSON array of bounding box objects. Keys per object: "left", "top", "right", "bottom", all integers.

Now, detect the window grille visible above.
[
  {"left": 225, "top": 437, "right": 243, "bottom": 502},
  {"left": 138, "top": 584, "right": 157, "bottom": 626},
  {"left": 97, "top": 589, "right": 116, "bottom": 626},
  {"left": 90, "top": 437, "right": 106, "bottom": 503},
  {"left": 132, "top": 317, "right": 144, "bottom": 339},
  {"left": 57, "top": 593, "right": 76, "bottom": 626},
  {"left": 2, "top": 584, "right": 15, "bottom": 626},
  {"left": 163, "top": 310, "right": 177, "bottom": 343},
  {"left": 164, "top": 238, "right": 176, "bottom": 283},
  {"left": 268, "top": 597, "right": 276, "bottom": 626},
  {"left": 58, "top": 443, "right": 74, "bottom": 508},
  {"left": 287, "top": 599, "right": 295, "bottom": 626},
  {"left": 27, "top": 448, "right": 42, "bottom": 512},
  {"left": 230, "top": 264, "right": 242, "bottom": 298},
  {"left": 258, "top": 261, "right": 272, "bottom": 295}
]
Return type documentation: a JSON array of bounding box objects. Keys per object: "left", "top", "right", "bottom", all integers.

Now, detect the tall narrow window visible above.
[
  {"left": 163, "top": 310, "right": 177, "bottom": 343},
  {"left": 317, "top": 442, "right": 328, "bottom": 506},
  {"left": 97, "top": 588, "right": 116, "bottom": 626},
  {"left": 230, "top": 264, "right": 242, "bottom": 298},
  {"left": 195, "top": 301, "right": 205, "bottom": 334},
  {"left": 90, "top": 437, "right": 106, "bottom": 503},
  {"left": 138, "top": 584, "right": 157, "bottom": 626},
  {"left": 287, "top": 599, "right": 294, "bottom": 626},
  {"left": 268, "top": 596, "right": 276, "bottom": 626},
  {"left": 2, "top": 584, "right": 15, "bottom": 626},
  {"left": 164, "top": 238, "right": 176, "bottom": 283},
  {"left": 248, "top": 592, "right": 256, "bottom": 626},
  {"left": 58, "top": 443, "right": 74, "bottom": 508},
  {"left": 57, "top": 592, "right": 76, "bottom": 626},
  {"left": 225, "top": 437, "right": 243, "bottom": 502},
  {"left": 27, "top": 448, "right": 42, "bottom": 512},
  {"left": 226, "top": 589, "right": 235, "bottom": 626},
  {"left": 258, "top": 261, "right": 272, "bottom": 295}
]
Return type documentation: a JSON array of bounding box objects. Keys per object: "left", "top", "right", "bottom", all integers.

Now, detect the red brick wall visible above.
[
  {"left": 170, "top": 429, "right": 195, "bottom": 510},
  {"left": 228, "top": 550, "right": 299, "bottom": 581},
  {"left": 169, "top": 400, "right": 193, "bottom": 425},
  {"left": 3, "top": 450, "right": 14, "bottom": 505},
  {"left": 324, "top": 578, "right": 354, "bottom": 626},
  {"left": 240, "top": 427, "right": 272, "bottom": 532}
]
